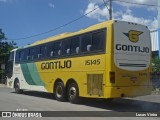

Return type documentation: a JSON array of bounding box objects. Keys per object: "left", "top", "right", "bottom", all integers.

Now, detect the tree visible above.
[
  {"left": 152, "top": 57, "right": 160, "bottom": 89},
  {"left": 152, "top": 56, "right": 160, "bottom": 73},
  {"left": 0, "top": 29, "right": 17, "bottom": 83},
  {"left": 0, "top": 29, "right": 17, "bottom": 56},
  {"left": 0, "top": 29, "right": 5, "bottom": 40}
]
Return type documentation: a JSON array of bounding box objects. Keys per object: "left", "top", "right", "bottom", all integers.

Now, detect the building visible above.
[
  {"left": 151, "top": 0, "right": 160, "bottom": 58},
  {"left": 150, "top": 29, "right": 159, "bottom": 58}
]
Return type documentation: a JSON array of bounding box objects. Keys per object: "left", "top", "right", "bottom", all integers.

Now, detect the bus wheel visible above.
[
  {"left": 67, "top": 82, "right": 79, "bottom": 104},
  {"left": 14, "top": 80, "right": 23, "bottom": 94},
  {"left": 54, "top": 81, "right": 66, "bottom": 102}
]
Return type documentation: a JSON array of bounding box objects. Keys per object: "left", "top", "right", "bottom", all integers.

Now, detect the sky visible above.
[{"left": 0, "top": 0, "right": 159, "bottom": 47}]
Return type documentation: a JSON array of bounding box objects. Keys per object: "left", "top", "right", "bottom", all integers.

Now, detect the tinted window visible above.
[
  {"left": 46, "top": 43, "right": 54, "bottom": 58},
  {"left": 26, "top": 48, "right": 34, "bottom": 61},
  {"left": 9, "top": 52, "right": 14, "bottom": 61},
  {"left": 23, "top": 49, "right": 29, "bottom": 61},
  {"left": 35, "top": 45, "right": 46, "bottom": 59},
  {"left": 62, "top": 39, "right": 71, "bottom": 55},
  {"left": 92, "top": 31, "right": 105, "bottom": 51},
  {"left": 54, "top": 41, "right": 61, "bottom": 57},
  {"left": 81, "top": 34, "right": 92, "bottom": 53},
  {"left": 19, "top": 50, "right": 24, "bottom": 61},
  {"left": 15, "top": 51, "right": 20, "bottom": 62},
  {"left": 71, "top": 37, "right": 80, "bottom": 54}
]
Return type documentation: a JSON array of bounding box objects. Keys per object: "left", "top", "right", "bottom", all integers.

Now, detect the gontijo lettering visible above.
[
  {"left": 41, "top": 60, "right": 72, "bottom": 70},
  {"left": 116, "top": 44, "right": 149, "bottom": 53}
]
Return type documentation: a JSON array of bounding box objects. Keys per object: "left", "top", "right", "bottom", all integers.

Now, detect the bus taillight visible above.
[{"left": 110, "top": 72, "right": 115, "bottom": 84}]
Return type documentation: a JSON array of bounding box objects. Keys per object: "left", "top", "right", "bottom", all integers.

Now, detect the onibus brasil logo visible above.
[{"left": 123, "top": 30, "right": 143, "bottom": 43}]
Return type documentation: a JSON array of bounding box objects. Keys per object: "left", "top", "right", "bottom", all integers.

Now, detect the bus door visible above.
[{"left": 7, "top": 51, "right": 15, "bottom": 87}]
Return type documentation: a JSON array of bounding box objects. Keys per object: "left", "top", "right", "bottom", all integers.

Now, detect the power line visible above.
[
  {"left": 7, "top": 3, "right": 106, "bottom": 41},
  {"left": 103, "top": 0, "right": 109, "bottom": 9},
  {"left": 113, "top": 0, "right": 160, "bottom": 7},
  {"left": 102, "top": 0, "right": 112, "bottom": 20},
  {"left": 7, "top": 0, "right": 159, "bottom": 41}
]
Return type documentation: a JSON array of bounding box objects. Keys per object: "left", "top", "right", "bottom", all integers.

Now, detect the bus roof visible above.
[
  {"left": 16, "top": 20, "right": 147, "bottom": 50},
  {"left": 28, "top": 20, "right": 114, "bottom": 47}
]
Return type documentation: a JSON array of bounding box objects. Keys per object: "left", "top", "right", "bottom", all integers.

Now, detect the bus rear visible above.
[{"left": 108, "top": 21, "right": 152, "bottom": 98}]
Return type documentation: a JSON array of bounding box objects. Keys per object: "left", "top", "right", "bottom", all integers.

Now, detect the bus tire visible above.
[
  {"left": 54, "top": 81, "right": 66, "bottom": 102},
  {"left": 14, "top": 80, "right": 23, "bottom": 94},
  {"left": 67, "top": 82, "right": 79, "bottom": 104}
]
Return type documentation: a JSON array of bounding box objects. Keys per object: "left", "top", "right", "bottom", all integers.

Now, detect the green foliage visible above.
[
  {"left": 0, "top": 29, "right": 17, "bottom": 80},
  {"left": 152, "top": 56, "right": 160, "bottom": 73},
  {"left": 0, "top": 41, "right": 16, "bottom": 56},
  {"left": 0, "top": 29, "right": 5, "bottom": 40}
]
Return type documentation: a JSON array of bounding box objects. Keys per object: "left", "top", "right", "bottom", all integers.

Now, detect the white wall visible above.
[
  {"left": 158, "top": 0, "right": 160, "bottom": 28},
  {"left": 150, "top": 30, "right": 159, "bottom": 51}
]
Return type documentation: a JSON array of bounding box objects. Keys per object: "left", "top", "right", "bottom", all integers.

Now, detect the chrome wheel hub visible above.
[{"left": 56, "top": 86, "right": 63, "bottom": 98}]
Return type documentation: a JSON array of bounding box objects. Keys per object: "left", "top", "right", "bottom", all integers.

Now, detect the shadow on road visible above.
[
  {"left": 12, "top": 91, "right": 160, "bottom": 112},
  {"left": 80, "top": 98, "right": 160, "bottom": 112}
]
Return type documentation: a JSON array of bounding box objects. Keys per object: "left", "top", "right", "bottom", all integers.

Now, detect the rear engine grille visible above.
[
  {"left": 87, "top": 74, "right": 103, "bottom": 96},
  {"left": 119, "top": 63, "right": 146, "bottom": 67}
]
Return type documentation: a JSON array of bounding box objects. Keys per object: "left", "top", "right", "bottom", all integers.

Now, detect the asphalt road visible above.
[{"left": 0, "top": 84, "right": 160, "bottom": 120}]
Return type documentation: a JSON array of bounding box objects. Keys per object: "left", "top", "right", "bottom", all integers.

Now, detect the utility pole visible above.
[
  {"left": 158, "top": 0, "right": 160, "bottom": 57},
  {"left": 158, "top": 0, "right": 160, "bottom": 28},
  {"left": 103, "top": 0, "right": 112, "bottom": 20},
  {"left": 109, "top": 0, "right": 112, "bottom": 20}
]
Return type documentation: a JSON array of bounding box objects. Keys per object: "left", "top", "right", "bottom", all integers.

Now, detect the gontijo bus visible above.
[{"left": 7, "top": 20, "right": 152, "bottom": 103}]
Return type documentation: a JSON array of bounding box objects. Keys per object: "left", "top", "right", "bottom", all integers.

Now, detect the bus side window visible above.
[
  {"left": 27, "top": 48, "right": 34, "bottom": 61},
  {"left": 19, "top": 51, "right": 21, "bottom": 61},
  {"left": 19, "top": 50, "right": 24, "bottom": 61},
  {"left": 31, "top": 48, "right": 34, "bottom": 60},
  {"left": 81, "top": 34, "right": 92, "bottom": 53},
  {"left": 62, "top": 39, "right": 71, "bottom": 55},
  {"left": 54, "top": 41, "right": 61, "bottom": 57},
  {"left": 15, "top": 51, "right": 20, "bottom": 62},
  {"left": 46, "top": 43, "right": 54, "bottom": 58},
  {"left": 25, "top": 49, "right": 29, "bottom": 61},
  {"left": 9, "top": 52, "right": 14, "bottom": 61},
  {"left": 87, "top": 45, "right": 92, "bottom": 51},
  {"left": 39, "top": 45, "right": 46, "bottom": 59},
  {"left": 71, "top": 37, "right": 80, "bottom": 54},
  {"left": 36, "top": 45, "right": 46, "bottom": 59},
  {"left": 92, "top": 31, "right": 105, "bottom": 51}
]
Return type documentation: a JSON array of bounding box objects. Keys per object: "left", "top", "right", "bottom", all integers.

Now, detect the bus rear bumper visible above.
[{"left": 105, "top": 86, "right": 152, "bottom": 98}]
